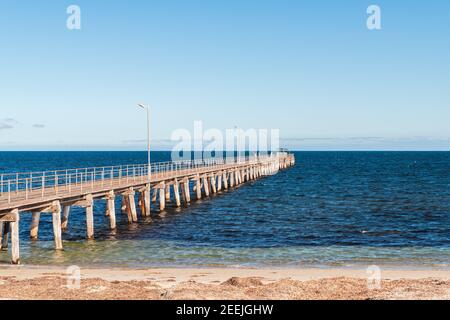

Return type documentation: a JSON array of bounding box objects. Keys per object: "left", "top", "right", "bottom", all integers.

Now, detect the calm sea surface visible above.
[{"left": 0, "top": 151, "right": 449, "bottom": 268}]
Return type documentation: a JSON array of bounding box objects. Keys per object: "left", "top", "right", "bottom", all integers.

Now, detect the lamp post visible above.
[
  {"left": 138, "top": 104, "right": 151, "bottom": 182},
  {"left": 235, "top": 125, "right": 240, "bottom": 164}
]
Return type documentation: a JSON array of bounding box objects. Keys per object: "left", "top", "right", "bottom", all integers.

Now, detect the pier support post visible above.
[
  {"left": 230, "top": 171, "right": 235, "bottom": 187},
  {"left": 61, "top": 205, "right": 71, "bottom": 231},
  {"left": 0, "top": 222, "right": 3, "bottom": 250},
  {"left": 52, "top": 201, "right": 63, "bottom": 250},
  {"left": 159, "top": 183, "right": 166, "bottom": 211},
  {"left": 202, "top": 175, "right": 210, "bottom": 196},
  {"left": 10, "top": 210, "right": 20, "bottom": 264},
  {"left": 173, "top": 179, "right": 181, "bottom": 207},
  {"left": 1, "top": 222, "right": 9, "bottom": 251},
  {"left": 165, "top": 184, "right": 171, "bottom": 202},
  {"left": 30, "top": 212, "right": 40, "bottom": 239},
  {"left": 223, "top": 172, "right": 228, "bottom": 189},
  {"left": 210, "top": 175, "right": 217, "bottom": 194},
  {"left": 121, "top": 195, "right": 128, "bottom": 213},
  {"left": 85, "top": 195, "right": 94, "bottom": 239},
  {"left": 138, "top": 192, "right": 145, "bottom": 216},
  {"left": 152, "top": 188, "right": 158, "bottom": 203},
  {"left": 143, "top": 184, "right": 151, "bottom": 217},
  {"left": 126, "top": 188, "right": 138, "bottom": 222},
  {"left": 182, "top": 178, "right": 191, "bottom": 203},
  {"left": 217, "top": 174, "right": 222, "bottom": 191},
  {"left": 106, "top": 191, "right": 116, "bottom": 230},
  {"left": 195, "top": 175, "right": 202, "bottom": 200}
]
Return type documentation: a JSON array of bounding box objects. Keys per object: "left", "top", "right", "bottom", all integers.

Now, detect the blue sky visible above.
[{"left": 0, "top": 0, "right": 449, "bottom": 150}]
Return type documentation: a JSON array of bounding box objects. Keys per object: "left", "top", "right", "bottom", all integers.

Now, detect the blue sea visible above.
[{"left": 0, "top": 151, "right": 449, "bottom": 268}]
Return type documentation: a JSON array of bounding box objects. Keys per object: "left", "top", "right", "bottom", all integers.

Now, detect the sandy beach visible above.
[{"left": 1, "top": 266, "right": 449, "bottom": 300}]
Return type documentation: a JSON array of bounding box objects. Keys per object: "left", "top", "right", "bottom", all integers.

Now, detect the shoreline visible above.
[
  {"left": 1, "top": 265, "right": 449, "bottom": 300},
  {"left": 2, "top": 264, "right": 450, "bottom": 281},
  {"left": 2, "top": 262, "right": 449, "bottom": 272}
]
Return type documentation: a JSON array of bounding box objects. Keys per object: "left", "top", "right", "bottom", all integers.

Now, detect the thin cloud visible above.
[
  {"left": 33, "top": 124, "right": 45, "bottom": 128},
  {"left": 0, "top": 123, "right": 14, "bottom": 130},
  {"left": 3, "top": 118, "right": 18, "bottom": 124},
  {"left": 0, "top": 118, "right": 19, "bottom": 130}
]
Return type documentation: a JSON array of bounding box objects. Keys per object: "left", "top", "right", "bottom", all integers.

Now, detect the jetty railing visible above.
[{"left": 0, "top": 155, "right": 278, "bottom": 204}]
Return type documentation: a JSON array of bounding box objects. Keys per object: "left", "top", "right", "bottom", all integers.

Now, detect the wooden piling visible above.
[
  {"left": 202, "top": 175, "right": 210, "bottom": 196},
  {"left": 121, "top": 195, "right": 128, "bottom": 213},
  {"left": 85, "top": 195, "right": 94, "bottom": 239},
  {"left": 195, "top": 175, "right": 202, "bottom": 200},
  {"left": 30, "top": 212, "right": 40, "bottom": 239},
  {"left": 10, "top": 210, "right": 20, "bottom": 264},
  {"left": 138, "top": 192, "right": 145, "bottom": 216},
  {"left": 52, "top": 201, "right": 63, "bottom": 250},
  {"left": 1, "top": 222, "right": 9, "bottom": 251},
  {"left": 143, "top": 184, "right": 151, "bottom": 217},
  {"left": 126, "top": 188, "right": 138, "bottom": 222},
  {"left": 210, "top": 175, "right": 217, "bottom": 193},
  {"left": 165, "top": 184, "right": 171, "bottom": 202},
  {"left": 183, "top": 178, "right": 191, "bottom": 203},
  {"left": 223, "top": 172, "right": 228, "bottom": 189},
  {"left": 0, "top": 222, "right": 3, "bottom": 250},
  {"left": 173, "top": 179, "right": 181, "bottom": 207},
  {"left": 159, "top": 183, "right": 166, "bottom": 211},
  {"left": 217, "top": 174, "right": 222, "bottom": 191},
  {"left": 61, "top": 205, "right": 71, "bottom": 231},
  {"left": 106, "top": 191, "right": 116, "bottom": 230}
]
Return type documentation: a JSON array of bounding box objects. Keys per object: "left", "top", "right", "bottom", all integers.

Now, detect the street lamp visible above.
[
  {"left": 138, "top": 103, "right": 151, "bottom": 182},
  {"left": 234, "top": 125, "right": 240, "bottom": 164}
]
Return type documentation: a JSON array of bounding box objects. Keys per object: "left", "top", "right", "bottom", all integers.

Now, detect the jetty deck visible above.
[{"left": 0, "top": 153, "right": 295, "bottom": 264}]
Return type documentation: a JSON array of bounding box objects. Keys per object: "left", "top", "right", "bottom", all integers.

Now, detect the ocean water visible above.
[{"left": 0, "top": 151, "right": 449, "bottom": 268}]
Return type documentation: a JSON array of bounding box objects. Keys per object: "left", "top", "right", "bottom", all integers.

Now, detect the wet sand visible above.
[{"left": 0, "top": 266, "right": 449, "bottom": 300}]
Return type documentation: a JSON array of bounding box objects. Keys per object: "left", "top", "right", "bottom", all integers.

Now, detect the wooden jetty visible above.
[{"left": 0, "top": 153, "right": 295, "bottom": 264}]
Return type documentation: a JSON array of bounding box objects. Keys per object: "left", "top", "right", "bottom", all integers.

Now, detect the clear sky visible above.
[{"left": 0, "top": 0, "right": 449, "bottom": 151}]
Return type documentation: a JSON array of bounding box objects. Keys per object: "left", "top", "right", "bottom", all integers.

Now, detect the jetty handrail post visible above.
[
  {"left": 0, "top": 174, "right": 3, "bottom": 197},
  {"left": 55, "top": 171, "right": 58, "bottom": 195},
  {"left": 138, "top": 103, "right": 151, "bottom": 183},
  {"left": 41, "top": 175, "right": 45, "bottom": 197},
  {"left": 8, "top": 180, "right": 11, "bottom": 203}
]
